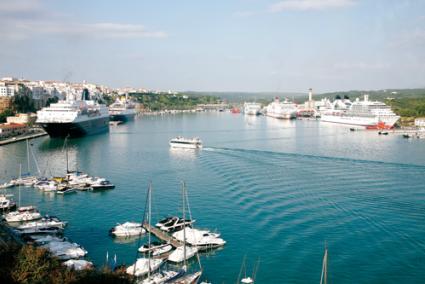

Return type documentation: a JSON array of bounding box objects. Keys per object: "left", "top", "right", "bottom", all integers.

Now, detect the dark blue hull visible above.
[
  {"left": 109, "top": 113, "right": 136, "bottom": 122},
  {"left": 39, "top": 116, "right": 109, "bottom": 138}
]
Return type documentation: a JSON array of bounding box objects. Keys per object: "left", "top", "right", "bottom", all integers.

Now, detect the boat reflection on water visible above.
[
  {"left": 265, "top": 116, "right": 295, "bottom": 129},
  {"left": 169, "top": 147, "right": 200, "bottom": 161}
]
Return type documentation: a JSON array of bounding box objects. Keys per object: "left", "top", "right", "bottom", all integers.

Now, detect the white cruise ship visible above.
[
  {"left": 243, "top": 102, "right": 262, "bottom": 115},
  {"left": 109, "top": 95, "right": 137, "bottom": 122},
  {"left": 320, "top": 95, "right": 400, "bottom": 129},
  {"left": 265, "top": 98, "right": 297, "bottom": 119},
  {"left": 36, "top": 93, "right": 109, "bottom": 137}
]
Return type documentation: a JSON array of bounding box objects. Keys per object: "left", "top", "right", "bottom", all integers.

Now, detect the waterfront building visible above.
[
  {"left": 6, "top": 113, "right": 37, "bottom": 125},
  {"left": 0, "top": 123, "right": 28, "bottom": 138},
  {"left": 0, "top": 96, "right": 13, "bottom": 113},
  {"left": 415, "top": 118, "right": 425, "bottom": 129}
]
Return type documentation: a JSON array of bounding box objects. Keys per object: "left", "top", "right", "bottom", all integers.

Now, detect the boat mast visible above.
[
  {"left": 320, "top": 245, "right": 328, "bottom": 284},
  {"left": 18, "top": 164, "right": 22, "bottom": 208},
  {"left": 148, "top": 182, "right": 152, "bottom": 278},
  {"left": 65, "top": 135, "right": 69, "bottom": 174},
  {"left": 182, "top": 181, "right": 187, "bottom": 270},
  {"left": 26, "top": 139, "right": 31, "bottom": 174}
]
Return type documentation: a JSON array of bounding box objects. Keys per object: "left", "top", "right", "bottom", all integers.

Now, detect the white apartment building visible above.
[{"left": 0, "top": 83, "right": 17, "bottom": 97}]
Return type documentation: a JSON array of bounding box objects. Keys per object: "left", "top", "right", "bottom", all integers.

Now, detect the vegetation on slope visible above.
[
  {"left": 0, "top": 245, "right": 131, "bottom": 284},
  {"left": 129, "top": 92, "right": 220, "bottom": 111}
]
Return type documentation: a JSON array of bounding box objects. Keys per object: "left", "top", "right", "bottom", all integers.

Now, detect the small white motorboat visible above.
[
  {"left": 17, "top": 216, "right": 67, "bottom": 230},
  {"left": 0, "top": 182, "right": 14, "bottom": 189},
  {"left": 90, "top": 180, "right": 115, "bottom": 190},
  {"left": 172, "top": 227, "right": 225, "bottom": 249},
  {"left": 169, "top": 137, "right": 202, "bottom": 149},
  {"left": 56, "top": 186, "right": 75, "bottom": 195},
  {"left": 4, "top": 206, "right": 42, "bottom": 223},
  {"left": 0, "top": 194, "right": 16, "bottom": 211},
  {"left": 156, "top": 216, "right": 195, "bottom": 232},
  {"left": 110, "top": 222, "right": 145, "bottom": 237},
  {"left": 140, "top": 270, "right": 184, "bottom": 284},
  {"left": 41, "top": 241, "right": 87, "bottom": 260},
  {"left": 126, "top": 258, "right": 163, "bottom": 277},
  {"left": 138, "top": 241, "right": 173, "bottom": 256},
  {"left": 31, "top": 235, "right": 65, "bottom": 244},
  {"left": 63, "top": 259, "right": 93, "bottom": 270},
  {"left": 167, "top": 245, "right": 199, "bottom": 263}
]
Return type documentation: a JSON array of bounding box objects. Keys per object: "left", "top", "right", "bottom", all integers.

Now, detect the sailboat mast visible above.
[
  {"left": 65, "top": 137, "right": 69, "bottom": 174},
  {"left": 18, "top": 164, "right": 22, "bottom": 208},
  {"left": 26, "top": 139, "right": 31, "bottom": 174},
  {"left": 148, "top": 183, "right": 152, "bottom": 277},
  {"left": 182, "top": 181, "right": 187, "bottom": 268},
  {"left": 320, "top": 247, "right": 328, "bottom": 284}
]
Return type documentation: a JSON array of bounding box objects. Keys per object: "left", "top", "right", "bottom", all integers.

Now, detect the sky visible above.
[{"left": 1, "top": 0, "right": 425, "bottom": 93}]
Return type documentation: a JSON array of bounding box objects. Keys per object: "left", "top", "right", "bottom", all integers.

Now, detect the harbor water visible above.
[{"left": 1, "top": 113, "right": 424, "bottom": 283}]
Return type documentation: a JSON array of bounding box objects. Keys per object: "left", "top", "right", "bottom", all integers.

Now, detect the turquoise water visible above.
[{"left": 1, "top": 113, "right": 425, "bottom": 283}]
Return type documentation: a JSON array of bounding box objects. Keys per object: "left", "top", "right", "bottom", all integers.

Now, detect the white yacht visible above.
[
  {"left": 156, "top": 216, "right": 195, "bottom": 232},
  {"left": 4, "top": 206, "right": 42, "bottom": 223},
  {"left": 172, "top": 227, "right": 226, "bottom": 249},
  {"left": 109, "top": 95, "right": 137, "bottom": 122},
  {"left": 110, "top": 222, "right": 145, "bottom": 237},
  {"left": 138, "top": 241, "right": 173, "bottom": 256},
  {"left": 243, "top": 102, "right": 262, "bottom": 115},
  {"left": 265, "top": 98, "right": 297, "bottom": 119},
  {"left": 0, "top": 194, "right": 16, "bottom": 211},
  {"left": 320, "top": 95, "right": 400, "bottom": 129},
  {"left": 41, "top": 240, "right": 88, "bottom": 260},
  {"left": 167, "top": 245, "right": 199, "bottom": 263},
  {"left": 36, "top": 91, "right": 109, "bottom": 138},
  {"left": 17, "top": 216, "right": 67, "bottom": 230},
  {"left": 63, "top": 259, "right": 93, "bottom": 271},
  {"left": 126, "top": 258, "right": 163, "bottom": 277},
  {"left": 169, "top": 137, "right": 203, "bottom": 149}
]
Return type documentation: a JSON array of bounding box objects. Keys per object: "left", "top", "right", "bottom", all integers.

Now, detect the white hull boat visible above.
[
  {"left": 63, "top": 259, "right": 93, "bottom": 270},
  {"left": 169, "top": 137, "right": 202, "bottom": 149},
  {"left": 41, "top": 241, "right": 87, "bottom": 260},
  {"left": 167, "top": 246, "right": 199, "bottom": 263},
  {"left": 172, "top": 228, "right": 225, "bottom": 248},
  {"left": 140, "top": 270, "right": 184, "bottom": 284},
  {"left": 139, "top": 242, "right": 173, "bottom": 256},
  {"left": 110, "top": 222, "right": 145, "bottom": 237},
  {"left": 126, "top": 258, "right": 163, "bottom": 277},
  {"left": 17, "top": 217, "right": 67, "bottom": 230},
  {"left": 5, "top": 210, "right": 42, "bottom": 223}
]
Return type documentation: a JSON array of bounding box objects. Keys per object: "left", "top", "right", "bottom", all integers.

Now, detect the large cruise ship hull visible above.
[
  {"left": 320, "top": 115, "right": 399, "bottom": 129},
  {"left": 39, "top": 116, "right": 109, "bottom": 138},
  {"left": 109, "top": 113, "right": 136, "bottom": 122}
]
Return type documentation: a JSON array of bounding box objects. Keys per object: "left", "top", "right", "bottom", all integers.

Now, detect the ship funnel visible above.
[
  {"left": 308, "top": 88, "right": 313, "bottom": 102},
  {"left": 82, "top": 88, "right": 90, "bottom": 101},
  {"left": 364, "top": 94, "right": 369, "bottom": 102}
]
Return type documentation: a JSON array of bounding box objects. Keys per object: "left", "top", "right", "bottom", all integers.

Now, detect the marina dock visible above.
[
  {"left": 0, "top": 131, "right": 47, "bottom": 146},
  {"left": 143, "top": 223, "right": 184, "bottom": 248}
]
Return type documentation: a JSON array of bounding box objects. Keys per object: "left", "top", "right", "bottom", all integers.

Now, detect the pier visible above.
[
  {"left": 0, "top": 131, "right": 47, "bottom": 146},
  {"left": 143, "top": 223, "right": 183, "bottom": 248}
]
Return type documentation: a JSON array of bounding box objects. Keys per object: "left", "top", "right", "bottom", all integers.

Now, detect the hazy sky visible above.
[{"left": 1, "top": 0, "right": 425, "bottom": 92}]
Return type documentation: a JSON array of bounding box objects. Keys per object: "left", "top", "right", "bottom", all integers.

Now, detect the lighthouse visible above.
[{"left": 308, "top": 88, "right": 314, "bottom": 110}]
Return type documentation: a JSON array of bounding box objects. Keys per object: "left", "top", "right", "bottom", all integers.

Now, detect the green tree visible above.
[
  {"left": 0, "top": 109, "right": 14, "bottom": 123},
  {"left": 12, "top": 86, "right": 35, "bottom": 113}
]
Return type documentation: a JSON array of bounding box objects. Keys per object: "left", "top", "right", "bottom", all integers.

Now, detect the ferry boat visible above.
[
  {"left": 265, "top": 98, "right": 297, "bottom": 119},
  {"left": 169, "top": 137, "right": 203, "bottom": 149},
  {"left": 320, "top": 95, "right": 400, "bottom": 129},
  {"left": 109, "top": 95, "right": 137, "bottom": 122},
  {"left": 36, "top": 91, "right": 109, "bottom": 138},
  {"left": 244, "top": 102, "right": 261, "bottom": 115}
]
